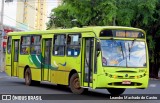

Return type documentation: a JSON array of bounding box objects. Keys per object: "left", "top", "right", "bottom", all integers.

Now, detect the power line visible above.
[
  {"left": 3, "top": 18, "right": 27, "bottom": 31},
  {"left": 5, "top": 0, "right": 58, "bottom": 17},
  {"left": 3, "top": 14, "right": 38, "bottom": 30}
]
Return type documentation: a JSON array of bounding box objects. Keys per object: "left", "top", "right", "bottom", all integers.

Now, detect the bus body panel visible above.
[
  {"left": 18, "top": 66, "right": 24, "bottom": 79},
  {"left": 5, "top": 53, "right": 11, "bottom": 76},
  {"left": 30, "top": 68, "right": 41, "bottom": 81},
  {"left": 18, "top": 55, "right": 29, "bottom": 78},
  {"left": 50, "top": 70, "right": 68, "bottom": 85},
  {"left": 18, "top": 55, "right": 42, "bottom": 81}
]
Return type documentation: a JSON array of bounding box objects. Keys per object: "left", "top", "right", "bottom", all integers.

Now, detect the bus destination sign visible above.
[{"left": 100, "top": 30, "right": 145, "bottom": 38}]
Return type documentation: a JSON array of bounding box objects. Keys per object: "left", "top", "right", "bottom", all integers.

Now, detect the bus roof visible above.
[{"left": 7, "top": 26, "right": 146, "bottom": 36}]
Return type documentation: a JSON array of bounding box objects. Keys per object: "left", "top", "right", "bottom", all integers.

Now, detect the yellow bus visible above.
[{"left": 5, "top": 26, "right": 149, "bottom": 95}]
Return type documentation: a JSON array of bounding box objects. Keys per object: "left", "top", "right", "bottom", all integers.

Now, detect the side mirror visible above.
[{"left": 96, "top": 42, "right": 101, "bottom": 51}]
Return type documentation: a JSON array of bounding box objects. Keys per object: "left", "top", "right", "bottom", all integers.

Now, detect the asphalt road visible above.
[{"left": 0, "top": 72, "right": 159, "bottom": 103}]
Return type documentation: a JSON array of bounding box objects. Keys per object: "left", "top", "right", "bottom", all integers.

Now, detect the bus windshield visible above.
[{"left": 101, "top": 40, "right": 146, "bottom": 67}]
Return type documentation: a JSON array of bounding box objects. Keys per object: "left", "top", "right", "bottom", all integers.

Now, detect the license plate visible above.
[{"left": 122, "top": 81, "right": 131, "bottom": 84}]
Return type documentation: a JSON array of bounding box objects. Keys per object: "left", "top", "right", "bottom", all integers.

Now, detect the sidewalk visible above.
[{"left": 0, "top": 71, "right": 7, "bottom": 77}]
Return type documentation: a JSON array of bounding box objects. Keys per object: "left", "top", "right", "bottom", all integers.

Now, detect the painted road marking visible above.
[{"left": 149, "top": 84, "right": 156, "bottom": 87}]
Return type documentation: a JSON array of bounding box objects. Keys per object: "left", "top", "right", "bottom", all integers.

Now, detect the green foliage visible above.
[
  {"left": 46, "top": 4, "right": 75, "bottom": 29},
  {"left": 115, "top": 0, "right": 157, "bottom": 28},
  {"left": 47, "top": 0, "right": 117, "bottom": 28},
  {"left": 147, "top": 35, "right": 156, "bottom": 63},
  {"left": 47, "top": 0, "right": 158, "bottom": 29}
]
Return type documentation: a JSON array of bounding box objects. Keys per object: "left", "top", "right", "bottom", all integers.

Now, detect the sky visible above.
[{"left": 0, "top": 0, "right": 58, "bottom": 27}]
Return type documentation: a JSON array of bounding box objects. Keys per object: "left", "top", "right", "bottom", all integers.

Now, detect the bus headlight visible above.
[
  {"left": 113, "top": 75, "right": 117, "bottom": 79},
  {"left": 135, "top": 76, "right": 139, "bottom": 79}
]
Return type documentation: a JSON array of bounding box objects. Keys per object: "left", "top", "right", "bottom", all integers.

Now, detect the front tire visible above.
[
  {"left": 69, "top": 73, "right": 86, "bottom": 94},
  {"left": 107, "top": 88, "right": 125, "bottom": 95}
]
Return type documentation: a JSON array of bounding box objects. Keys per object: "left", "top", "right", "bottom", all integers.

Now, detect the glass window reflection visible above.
[{"left": 101, "top": 40, "right": 146, "bottom": 67}]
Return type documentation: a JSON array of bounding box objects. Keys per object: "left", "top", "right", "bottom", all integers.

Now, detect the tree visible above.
[
  {"left": 46, "top": 4, "right": 75, "bottom": 29},
  {"left": 47, "top": 0, "right": 117, "bottom": 28}
]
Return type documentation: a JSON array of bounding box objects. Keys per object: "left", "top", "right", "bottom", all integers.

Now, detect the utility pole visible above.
[
  {"left": 0, "top": 0, "right": 5, "bottom": 72},
  {"left": 1, "top": 0, "right": 4, "bottom": 27}
]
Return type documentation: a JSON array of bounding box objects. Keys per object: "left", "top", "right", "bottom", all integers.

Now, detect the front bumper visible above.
[{"left": 95, "top": 73, "right": 149, "bottom": 89}]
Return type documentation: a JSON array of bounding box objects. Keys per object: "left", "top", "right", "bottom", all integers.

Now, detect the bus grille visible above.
[{"left": 108, "top": 82, "right": 142, "bottom": 86}]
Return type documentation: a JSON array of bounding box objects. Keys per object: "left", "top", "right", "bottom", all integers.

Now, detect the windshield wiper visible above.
[
  {"left": 111, "top": 38, "right": 124, "bottom": 60},
  {"left": 124, "top": 42, "right": 128, "bottom": 67},
  {"left": 131, "top": 39, "right": 136, "bottom": 49},
  {"left": 128, "top": 43, "right": 130, "bottom": 60},
  {"left": 120, "top": 42, "right": 124, "bottom": 59},
  {"left": 128, "top": 39, "right": 136, "bottom": 60}
]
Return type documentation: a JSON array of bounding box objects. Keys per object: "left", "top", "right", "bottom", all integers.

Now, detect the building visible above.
[
  {"left": 16, "top": 0, "right": 47, "bottom": 31},
  {"left": 16, "top": 0, "right": 63, "bottom": 31}
]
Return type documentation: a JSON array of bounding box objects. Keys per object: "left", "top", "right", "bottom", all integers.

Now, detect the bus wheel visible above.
[
  {"left": 25, "top": 68, "right": 32, "bottom": 86},
  {"left": 70, "top": 73, "right": 85, "bottom": 94},
  {"left": 107, "top": 88, "right": 125, "bottom": 95}
]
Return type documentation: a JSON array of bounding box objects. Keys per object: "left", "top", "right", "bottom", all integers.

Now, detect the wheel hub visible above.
[
  {"left": 25, "top": 72, "right": 29, "bottom": 83},
  {"left": 73, "top": 78, "right": 80, "bottom": 89}
]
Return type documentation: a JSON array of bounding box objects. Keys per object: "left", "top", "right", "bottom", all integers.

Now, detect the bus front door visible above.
[
  {"left": 11, "top": 40, "right": 19, "bottom": 77},
  {"left": 82, "top": 37, "right": 95, "bottom": 88},
  {"left": 42, "top": 39, "right": 52, "bottom": 81}
]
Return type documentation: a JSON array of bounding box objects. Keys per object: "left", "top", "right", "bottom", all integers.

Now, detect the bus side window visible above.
[
  {"left": 67, "top": 34, "right": 81, "bottom": 56},
  {"left": 53, "top": 34, "right": 66, "bottom": 56},
  {"left": 30, "top": 35, "right": 41, "bottom": 55},
  {"left": 20, "top": 36, "right": 31, "bottom": 55},
  {"left": 7, "top": 36, "right": 12, "bottom": 54},
  {"left": 20, "top": 46, "right": 25, "bottom": 54}
]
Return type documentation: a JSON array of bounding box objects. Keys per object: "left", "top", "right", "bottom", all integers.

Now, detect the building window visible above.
[
  {"left": 20, "top": 36, "right": 31, "bottom": 55},
  {"left": 7, "top": 36, "right": 12, "bottom": 54},
  {"left": 53, "top": 34, "right": 66, "bottom": 56},
  {"left": 67, "top": 34, "right": 81, "bottom": 56},
  {"left": 30, "top": 35, "right": 41, "bottom": 55}
]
